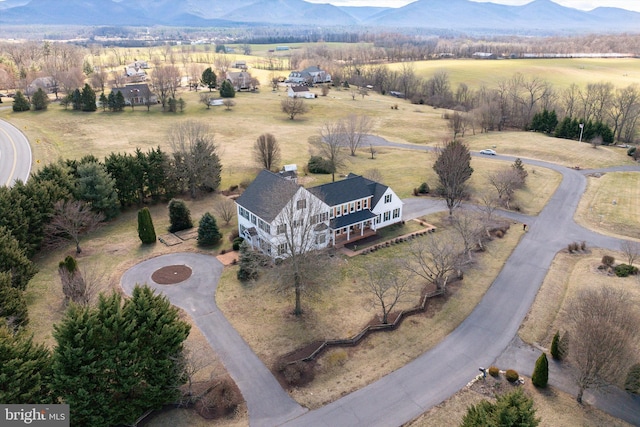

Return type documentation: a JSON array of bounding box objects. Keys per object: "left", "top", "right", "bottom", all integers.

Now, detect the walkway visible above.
[{"left": 120, "top": 253, "right": 307, "bottom": 427}]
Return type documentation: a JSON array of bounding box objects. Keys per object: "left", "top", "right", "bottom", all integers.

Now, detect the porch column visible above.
[
  {"left": 360, "top": 222, "right": 364, "bottom": 236},
  {"left": 346, "top": 227, "right": 350, "bottom": 241}
]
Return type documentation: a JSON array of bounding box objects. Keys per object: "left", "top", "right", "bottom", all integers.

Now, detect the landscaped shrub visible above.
[
  {"left": 505, "top": 369, "right": 519, "bottom": 383},
  {"left": 627, "top": 146, "right": 637, "bottom": 157},
  {"left": 197, "top": 212, "right": 222, "bottom": 246},
  {"left": 614, "top": 263, "right": 638, "bottom": 277},
  {"left": 559, "top": 331, "right": 569, "bottom": 359},
  {"left": 488, "top": 366, "right": 500, "bottom": 377},
  {"left": 531, "top": 353, "right": 548, "bottom": 388},
  {"left": 625, "top": 363, "right": 640, "bottom": 394},
  {"left": 550, "top": 331, "right": 562, "bottom": 360},
  {"left": 307, "top": 156, "right": 334, "bottom": 174},
  {"left": 278, "top": 361, "right": 314, "bottom": 387},
  {"left": 418, "top": 182, "right": 430, "bottom": 194},
  {"left": 232, "top": 237, "right": 244, "bottom": 251},
  {"left": 567, "top": 243, "right": 574, "bottom": 253},
  {"left": 168, "top": 199, "right": 193, "bottom": 233},
  {"left": 601, "top": 255, "right": 615, "bottom": 267},
  {"left": 137, "top": 207, "right": 157, "bottom": 244},
  {"left": 580, "top": 241, "right": 586, "bottom": 251}
]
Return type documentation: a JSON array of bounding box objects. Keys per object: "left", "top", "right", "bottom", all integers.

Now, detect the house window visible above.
[
  {"left": 293, "top": 219, "right": 304, "bottom": 228},
  {"left": 350, "top": 202, "right": 355, "bottom": 213},
  {"left": 258, "top": 219, "right": 271, "bottom": 234},
  {"left": 277, "top": 224, "right": 287, "bottom": 234},
  {"left": 297, "top": 199, "right": 306, "bottom": 210},
  {"left": 239, "top": 224, "right": 246, "bottom": 235},
  {"left": 335, "top": 207, "right": 340, "bottom": 217},
  {"left": 356, "top": 200, "right": 361, "bottom": 211},
  {"left": 250, "top": 214, "right": 257, "bottom": 225},
  {"left": 278, "top": 243, "right": 289, "bottom": 255},
  {"left": 376, "top": 215, "right": 381, "bottom": 224},
  {"left": 316, "top": 234, "right": 326, "bottom": 244},
  {"left": 239, "top": 207, "right": 250, "bottom": 220},
  {"left": 393, "top": 208, "right": 400, "bottom": 219},
  {"left": 343, "top": 205, "right": 348, "bottom": 215},
  {"left": 321, "top": 212, "right": 328, "bottom": 222},
  {"left": 384, "top": 211, "right": 391, "bottom": 221},
  {"left": 384, "top": 194, "right": 392, "bottom": 203},
  {"left": 363, "top": 198, "right": 369, "bottom": 209}
]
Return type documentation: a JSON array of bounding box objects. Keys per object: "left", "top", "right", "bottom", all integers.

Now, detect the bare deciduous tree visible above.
[
  {"left": 564, "top": 287, "right": 640, "bottom": 403},
  {"left": 620, "top": 240, "right": 640, "bottom": 266},
  {"left": 214, "top": 198, "right": 236, "bottom": 225},
  {"left": 359, "top": 259, "right": 416, "bottom": 324},
  {"left": 45, "top": 200, "right": 104, "bottom": 254},
  {"left": 169, "top": 121, "right": 222, "bottom": 198},
  {"left": 223, "top": 98, "right": 235, "bottom": 110},
  {"left": 315, "top": 122, "right": 349, "bottom": 182},
  {"left": 363, "top": 168, "right": 383, "bottom": 183},
  {"left": 342, "top": 114, "right": 372, "bottom": 156},
  {"left": 478, "top": 191, "right": 500, "bottom": 222},
  {"left": 153, "top": 65, "right": 181, "bottom": 111},
  {"left": 433, "top": 140, "right": 474, "bottom": 216},
  {"left": 281, "top": 97, "right": 309, "bottom": 120},
  {"left": 487, "top": 168, "right": 523, "bottom": 209},
  {"left": 403, "top": 231, "right": 464, "bottom": 292},
  {"left": 451, "top": 209, "right": 486, "bottom": 261},
  {"left": 253, "top": 133, "right": 281, "bottom": 171},
  {"left": 199, "top": 92, "right": 212, "bottom": 110}
]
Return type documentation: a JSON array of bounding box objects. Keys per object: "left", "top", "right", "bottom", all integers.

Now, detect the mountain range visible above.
[{"left": 0, "top": 0, "right": 639, "bottom": 34}]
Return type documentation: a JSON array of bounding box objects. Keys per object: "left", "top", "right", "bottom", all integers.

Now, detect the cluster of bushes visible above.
[
  {"left": 628, "top": 146, "right": 639, "bottom": 160},
  {"left": 598, "top": 254, "right": 638, "bottom": 277},
  {"left": 307, "top": 156, "right": 335, "bottom": 174},
  {"left": 275, "top": 360, "right": 315, "bottom": 387},
  {"left": 413, "top": 182, "right": 430, "bottom": 196},
  {"left": 358, "top": 229, "right": 434, "bottom": 255},
  {"left": 567, "top": 241, "right": 587, "bottom": 253}
]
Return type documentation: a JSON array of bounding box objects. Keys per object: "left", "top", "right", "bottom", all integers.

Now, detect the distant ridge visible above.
[{"left": 0, "top": 0, "right": 639, "bottom": 34}]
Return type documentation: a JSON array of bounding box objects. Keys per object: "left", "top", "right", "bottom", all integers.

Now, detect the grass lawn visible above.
[
  {"left": 216, "top": 214, "right": 525, "bottom": 409},
  {"left": 574, "top": 172, "right": 640, "bottom": 240}
]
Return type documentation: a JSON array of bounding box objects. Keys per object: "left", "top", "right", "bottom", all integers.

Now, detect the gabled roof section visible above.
[
  {"left": 235, "top": 170, "right": 299, "bottom": 222},
  {"left": 311, "top": 174, "right": 389, "bottom": 207},
  {"left": 290, "top": 86, "right": 310, "bottom": 92}
]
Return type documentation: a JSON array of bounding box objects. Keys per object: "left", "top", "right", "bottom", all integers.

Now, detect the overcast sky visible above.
[{"left": 304, "top": 0, "right": 640, "bottom": 12}]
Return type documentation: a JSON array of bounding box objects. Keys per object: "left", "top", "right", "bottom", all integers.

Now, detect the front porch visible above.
[{"left": 333, "top": 228, "right": 378, "bottom": 249}]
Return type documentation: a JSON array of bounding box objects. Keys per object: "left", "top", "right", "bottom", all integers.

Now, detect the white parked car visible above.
[{"left": 480, "top": 149, "right": 497, "bottom": 155}]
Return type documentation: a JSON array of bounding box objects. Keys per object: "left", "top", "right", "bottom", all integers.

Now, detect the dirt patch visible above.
[
  {"left": 151, "top": 265, "right": 193, "bottom": 284},
  {"left": 158, "top": 233, "right": 183, "bottom": 246}
]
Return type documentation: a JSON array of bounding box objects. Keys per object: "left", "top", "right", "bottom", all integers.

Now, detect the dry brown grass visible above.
[
  {"left": 216, "top": 215, "right": 524, "bottom": 408},
  {"left": 574, "top": 172, "right": 640, "bottom": 240},
  {"left": 519, "top": 248, "right": 640, "bottom": 350},
  {"left": 407, "top": 376, "right": 632, "bottom": 427}
]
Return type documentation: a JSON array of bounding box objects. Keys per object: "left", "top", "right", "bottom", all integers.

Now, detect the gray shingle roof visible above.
[
  {"left": 330, "top": 210, "right": 377, "bottom": 229},
  {"left": 311, "top": 174, "right": 388, "bottom": 207},
  {"left": 235, "top": 170, "right": 299, "bottom": 222}
]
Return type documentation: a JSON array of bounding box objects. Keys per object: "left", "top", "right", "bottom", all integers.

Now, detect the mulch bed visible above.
[
  {"left": 158, "top": 233, "right": 183, "bottom": 246},
  {"left": 151, "top": 265, "right": 192, "bottom": 285}
]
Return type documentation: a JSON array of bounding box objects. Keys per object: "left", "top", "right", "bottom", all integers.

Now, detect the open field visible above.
[
  {"left": 574, "top": 172, "right": 640, "bottom": 240},
  {"left": 390, "top": 58, "right": 640, "bottom": 90},
  {"left": 216, "top": 214, "right": 525, "bottom": 409}
]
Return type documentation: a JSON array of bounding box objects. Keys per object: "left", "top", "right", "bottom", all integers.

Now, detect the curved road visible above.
[
  {"left": 121, "top": 137, "right": 640, "bottom": 426},
  {"left": 0, "top": 118, "right": 32, "bottom": 186}
]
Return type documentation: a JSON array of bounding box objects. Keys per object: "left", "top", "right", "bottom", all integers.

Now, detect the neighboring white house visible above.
[
  {"left": 287, "top": 86, "right": 316, "bottom": 99},
  {"left": 235, "top": 170, "right": 403, "bottom": 258},
  {"left": 225, "top": 71, "right": 256, "bottom": 91},
  {"left": 286, "top": 65, "right": 331, "bottom": 85}
]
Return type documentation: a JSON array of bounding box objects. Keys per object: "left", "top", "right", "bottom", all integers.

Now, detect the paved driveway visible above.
[
  {"left": 0, "top": 118, "right": 32, "bottom": 186},
  {"left": 120, "top": 253, "right": 306, "bottom": 427}
]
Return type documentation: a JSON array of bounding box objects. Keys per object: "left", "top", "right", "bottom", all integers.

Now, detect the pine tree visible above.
[
  {"left": 0, "top": 324, "right": 52, "bottom": 403},
  {"left": 237, "top": 241, "right": 261, "bottom": 282},
  {"left": 76, "top": 162, "right": 120, "bottom": 219},
  {"left": 81, "top": 83, "right": 97, "bottom": 112},
  {"left": 197, "top": 212, "right": 221, "bottom": 246},
  {"left": 0, "top": 272, "right": 28, "bottom": 329},
  {"left": 52, "top": 286, "right": 190, "bottom": 426},
  {"left": 137, "top": 207, "right": 157, "bottom": 244},
  {"left": 201, "top": 67, "right": 217, "bottom": 91},
  {"left": 0, "top": 226, "right": 38, "bottom": 291},
  {"left": 532, "top": 352, "right": 549, "bottom": 388},
  {"left": 31, "top": 87, "right": 49, "bottom": 111},
  {"left": 71, "top": 88, "right": 82, "bottom": 110},
  {"left": 168, "top": 199, "right": 193, "bottom": 232},
  {"left": 220, "top": 80, "right": 236, "bottom": 98},
  {"left": 99, "top": 92, "right": 108, "bottom": 111},
  {"left": 12, "top": 90, "right": 31, "bottom": 112},
  {"left": 461, "top": 389, "right": 540, "bottom": 427},
  {"left": 550, "top": 330, "right": 561, "bottom": 360}
]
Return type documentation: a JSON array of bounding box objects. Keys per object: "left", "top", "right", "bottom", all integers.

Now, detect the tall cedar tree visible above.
[
  {"left": 201, "top": 67, "right": 216, "bottom": 91},
  {"left": 532, "top": 352, "right": 549, "bottom": 388},
  {"left": 0, "top": 226, "right": 38, "bottom": 291},
  {"left": 219, "top": 79, "right": 235, "bottom": 98},
  {"left": 81, "top": 83, "right": 97, "bottom": 111},
  {"left": 31, "top": 88, "right": 49, "bottom": 110},
  {"left": 0, "top": 324, "right": 52, "bottom": 403},
  {"left": 433, "top": 139, "right": 474, "bottom": 215},
  {"left": 99, "top": 92, "right": 108, "bottom": 111},
  {"left": 12, "top": 91, "right": 30, "bottom": 112},
  {"left": 76, "top": 161, "right": 119, "bottom": 219},
  {"left": 550, "top": 330, "right": 562, "bottom": 360},
  {"left": 461, "top": 388, "right": 540, "bottom": 427},
  {"left": 105, "top": 151, "right": 145, "bottom": 206},
  {"left": 168, "top": 199, "right": 193, "bottom": 232},
  {"left": 52, "top": 286, "right": 190, "bottom": 426},
  {"left": 197, "top": 212, "right": 221, "bottom": 246},
  {"left": 0, "top": 272, "right": 28, "bottom": 329},
  {"left": 137, "top": 207, "right": 157, "bottom": 244}
]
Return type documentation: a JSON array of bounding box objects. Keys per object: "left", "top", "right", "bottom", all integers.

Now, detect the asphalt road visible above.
[{"left": 0, "top": 118, "right": 32, "bottom": 186}]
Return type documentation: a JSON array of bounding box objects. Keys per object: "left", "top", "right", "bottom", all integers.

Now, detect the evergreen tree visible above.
[
  {"left": 550, "top": 330, "right": 561, "bottom": 360},
  {"left": 197, "top": 212, "right": 221, "bottom": 246},
  {"left": 145, "top": 146, "right": 175, "bottom": 201},
  {"left": 461, "top": 389, "right": 540, "bottom": 427},
  {"left": 52, "top": 286, "right": 190, "bottom": 426},
  {"left": 81, "top": 84, "right": 97, "bottom": 112},
  {"left": 625, "top": 363, "right": 640, "bottom": 394},
  {"left": 168, "top": 199, "right": 193, "bottom": 232},
  {"left": 31, "top": 88, "right": 49, "bottom": 111},
  {"left": 532, "top": 352, "right": 549, "bottom": 388},
  {"left": 168, "top": 97, "right": 177, "bottom": 112},
  {"left": 12, "top": 91, "right": 30, "bottom": 112},
  {"left": 137, "top": 207, "right": 157, "bottom": 244},
  {"left": 0, "top": 226, "right": 38, "bottom": 291},
  {"left": 99, "top": 92, "right": 108, "bottom": 111},
  {"left": 237, "top": 241, "right": 260, "bottom": 282},
  {"left": 115, "top": 91, "right": 126, "bottom": 111},
  {"left": 220, "top": 80, "right": 236, "bottom": 98},
  {"left": 107, "top": 90, "right": 116, "bottom": 111},
  {"left": 76, "top": 162, "right": 120, "bottom": 219},
  {"left": 0, "top": 272, "right": 28, "bottom": 329},
  {"left": 512, "top": 158, "right": 528, "bottom": 183},
  {"left": 71, "top": 88, "right": 82, "bottom": 110},
  {"left": 201, "top": 67, "right": 217, "bottom": 91},
  {"left": 0, "top": 324, "right": 52, "bottom": 403},
  {"left": 105, "top": 152, "right": 144, "bottom": 207}
]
